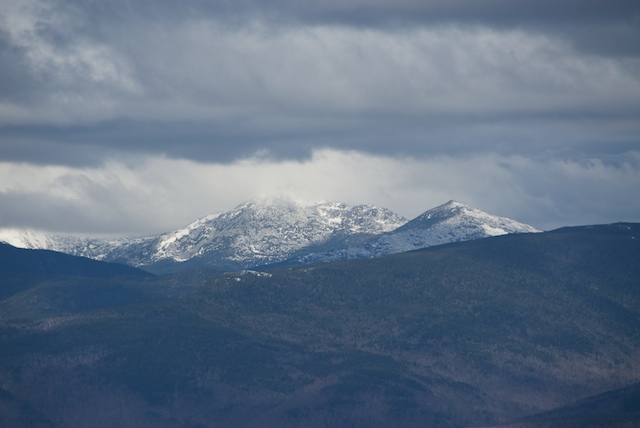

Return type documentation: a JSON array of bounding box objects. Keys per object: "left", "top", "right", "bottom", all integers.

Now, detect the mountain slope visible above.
[
  {"left": 0, "top": 244, "right": 222, "bottom": 321},
  {"left": 290, "top": 200, "right": 540, "bottom": 264},
  {"left": 0, "top": 228, "right": 152, "bottom": 263},
  {"left": 501, "top": 381, "right": 640, "bottom": 427},
  {"left": 0, "top": 198, "right": 539, "bottom": 272},
  {"left": 142, "top": 197, "right": 408, "bottom": 270},
  {"left": 0, "top": 243, "right": 152, "bottom": 280},
  {"left": 0, "top": 243, "right": 158, "bottom": 318},
  {"left": 1, "top": 223, "right": 638, "bottom": 427}
]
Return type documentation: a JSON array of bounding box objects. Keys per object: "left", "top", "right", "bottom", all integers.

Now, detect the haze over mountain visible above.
[{"left": 0, "top": 198, "right": 539, "bottom": 273}]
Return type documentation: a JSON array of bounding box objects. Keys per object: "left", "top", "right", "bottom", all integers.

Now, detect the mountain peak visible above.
[
  {"left": 289, "top": 201, "right": 541, "bottom": 265},
  {"left": 399, "top": 200, "right": 540, "bottom": 236},
  {"left": 141, "top": 197, "right": 408, "bottom": 270},
  {"left": 417, "top": 200, "right": 472, "bottom": 219},
  {"left": 0, "top": 199, "right": 539, "bottom": 272},
  {"left": 442, "top": 199, "right": 467, "bottom": 208}
]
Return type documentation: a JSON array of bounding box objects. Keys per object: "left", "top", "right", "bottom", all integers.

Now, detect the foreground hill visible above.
[
  {"left": 0, "top": 243, "right": 151, "bottom": 280},
  {"left": 0, "top": 243, "right": 218, "bottom": 320},
  {"left": 0, "top": 223, "right": 638, "bottom": 427},
  {"left": 0, "top": 198, "right": 538, "bottom": 273},
  {"left": 499, "top": 381, "right": 640, "bottom": 427},
  {"left": 0, "top": 242, "right": 155, "bottom": 305}
]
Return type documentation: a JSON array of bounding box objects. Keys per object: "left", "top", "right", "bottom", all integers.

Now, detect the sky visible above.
[{"left": 1, "top": 0, "right": 639, "bottom": 236}]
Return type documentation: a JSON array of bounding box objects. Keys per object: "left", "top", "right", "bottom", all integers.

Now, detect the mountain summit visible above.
[
  {"left": 0, "top": 198, "right": 539, "bottom": 272},
  {"left": 140, "top": 196, "right": 408, "bottom": 270},
  {"left": 290, "top": 200, "right": 541, "bottom": 264},
  {"left": 384, "top": 199, "right": 540, "bottom": 248},
  {"left": 396, "top": 199, "right": 540, "bottom": 237}
]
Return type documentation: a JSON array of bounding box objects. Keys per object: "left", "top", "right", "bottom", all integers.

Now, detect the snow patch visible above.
[{"left": 481, "top": 224, "right": 508, "bottom": 236}]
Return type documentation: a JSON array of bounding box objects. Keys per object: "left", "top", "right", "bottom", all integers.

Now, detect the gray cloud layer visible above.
[
  {"left": 1, "top": 0, "right": 639, "bottom": 165},
  {"left": 1, "top": 151, "right": 639, "bottom": 234},
  {"left": 1, "top": 0, "right": 639, "bottom": 234}
]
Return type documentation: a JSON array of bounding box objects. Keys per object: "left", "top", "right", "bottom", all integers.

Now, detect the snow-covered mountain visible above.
[
  {"left": 0, "top": 228, "right": 146, "bottom": 261},
  {"left": 0, "top": 198, "right": 540, "bottom": 272},
  {"left": 137, "top": 197, "right": 408, "bottom": 270},
  {"left": 0, "top": 197, "right": 408, "bottom": 272},
  {"left": 289, "top": 200, "right": 541, "bottom": 264}
]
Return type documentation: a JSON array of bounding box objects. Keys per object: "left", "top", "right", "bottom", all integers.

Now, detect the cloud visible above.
[
  {"left": 5, "top": 1, "right": 639, "bottom": 58},
  {"left": 1, "top": 0, "right": 638, "bottom": 233},
  {"left": 0, "top": 150, "right": 638, "bottom": 235},
  {"left": 1, "top": 0, "right": 639, "bottom": 166}
]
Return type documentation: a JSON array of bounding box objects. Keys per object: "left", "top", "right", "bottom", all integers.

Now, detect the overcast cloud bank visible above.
[
  {"left": 1, "top": 0, "right": 639, "bottom": 234},
  {"left": 1, "top": 150, "right": 638, "bottom": 235}
]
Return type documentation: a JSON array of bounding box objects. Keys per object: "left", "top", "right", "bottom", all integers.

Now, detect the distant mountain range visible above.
[
  {"left": 288, "top": 199, "right": 541, "bottom": 265},
  {"left": 0, "top": 198, "right": 539, "bottom": 272}
]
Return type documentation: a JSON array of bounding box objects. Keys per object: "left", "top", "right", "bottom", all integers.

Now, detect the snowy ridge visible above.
[
  {"left": 291, "top": 200, "right": 541, "bottom": 264},
  {"left": 0, "top": 228, "right": 152, "bottom": 262},
  {"left": 141, "top": 197, "right": 408, "bottom": 268},
  {"left": 0, "top": 228, "right": 57, "bottom": 250},
  {"left": 376, "top": 199, "right": 539, "bottom": 249},
  {"left": 0, "top": 198, "right": 539, "bottom": 272}
]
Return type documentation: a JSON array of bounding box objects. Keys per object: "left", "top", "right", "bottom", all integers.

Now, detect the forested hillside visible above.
[{"left": 1, "top": 224, "right": 639, "bottom": 427}]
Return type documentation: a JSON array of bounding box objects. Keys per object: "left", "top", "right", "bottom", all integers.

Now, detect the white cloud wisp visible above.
[{"left": 1, "top": 150, "right": 638, "bottom": 235}]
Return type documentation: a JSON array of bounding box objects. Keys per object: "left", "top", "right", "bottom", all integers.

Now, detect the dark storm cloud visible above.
[
  {"left": 0, "top": 121, "right": 319, "bottom": 166},
  {"left": 1, "top": 0, "right": 638, "bottom": 236},
  {"left": 1, "top": 0, "right": 639, "bottom": 167},
  {"left": 47, "top": 0, "right": 640, "bottom": 29},
  {"left": 50, "top": 0, "right": 640, "bottom": 55},
  {"left": 3, "top": 112, "right": 637, "bottom": 167}
]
